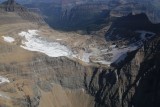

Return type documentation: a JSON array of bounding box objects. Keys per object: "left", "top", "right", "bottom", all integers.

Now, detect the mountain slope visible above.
[
  {"left": 24, "top": 0, "right": 160, "bottom": 32},
  {"left": 0, "top": 0, "right": 159, "bottom": 107}
]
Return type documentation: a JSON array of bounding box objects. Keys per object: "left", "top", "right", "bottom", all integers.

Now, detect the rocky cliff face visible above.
[
  {"left": 24, "top": 0, "right": 160, "bottom": 31},
  {"left": 0, "top": 56, "right": 95, "bottom": 107},
  {"left": 0, "top": 0, "right": 160, "bottom": 107},
  {"left": 1, "top": 35, "right": 159, "bottom": 107},
  {"left": 25, "top": 1, "right": 110, "bottom": 31},
  {"left": 87, "top": 35, "right": 160, "bottom": 107},
  {"left": 0, "top": 0, "right": 45, "bottom": 25}
]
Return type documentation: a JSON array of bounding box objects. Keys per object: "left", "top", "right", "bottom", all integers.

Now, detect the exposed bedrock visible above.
[
  {"left": 86, "top": 35, "right": 160, "bottom": 107},
  {"left": 1, "top": 34, "right": 160, "bottom": 107},
  {"left": 24, "top": 0, "right": 160, "bottom": 32},
  {"left": 0, "top": 1, "right": 160, "bottom": 107}
]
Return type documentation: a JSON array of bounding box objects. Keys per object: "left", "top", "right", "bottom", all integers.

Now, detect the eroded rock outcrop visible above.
[
  {"left": 0, "top": 1, "right": 160, "bottom": 107},
  {"left": 90, "top": 36, "right": 160, "bottom": 107},
  {"left": 0, "top": 34, "right": 159, "bottom": 107},
  {"left": 24, "top": 0, "right": 160, "bottom": 32}
]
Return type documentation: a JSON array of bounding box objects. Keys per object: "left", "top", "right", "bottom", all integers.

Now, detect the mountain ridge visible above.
[{"left": 23, "top": 0, "right": 160, "bottom": 32}]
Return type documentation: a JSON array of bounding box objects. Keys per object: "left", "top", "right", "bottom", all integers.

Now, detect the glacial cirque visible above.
[{"left": 2, "top": 29, "right": 155, "bottom": 67}]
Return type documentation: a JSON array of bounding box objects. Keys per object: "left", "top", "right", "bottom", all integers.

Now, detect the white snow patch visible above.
[
  {"left": 79, "top": 53, "right": 92, "bottom": 63},
  {"left": 110, "top": 45, "right": 117, "bottom": 48},
  {"left": 28, "top": 30, "right": 39, "bottom": 36},
  {"left": 0, "top": 93, "right": 10, "bottom": 99},
  {"left": 19, "top": 30, "right": 72, "bottom": 57},
  {"left": 73, "top": 42, "right": 139, "bottom": 65},
  {"left": 56, "top": 39, "right": 62, "bottom": 41},
  {"left": 0, "top": 76, "right": 10, "bottom": 84},
  {"left": 91, "top": 31, "right": 156, "bottom": 66},
  {"left": 81, "top": 88, "right": 85, "bottom": 92},
  {"left": 114, "top": 53, "right": 127, "bottom": 64},
  {"left": 2, "top": 36, "right": 15, "bottom": 43},
  {"left": 93, "top": 60, "right": 112, "bottom": 65},
  {"left": 111, "top": 45, "right": 138, "bottom": 63},
  {"left": 136, "top": 31, "right": 155, "bottom": 41},
  {"left": 93, "top": 45, "right": 138, "bottom": 65}
]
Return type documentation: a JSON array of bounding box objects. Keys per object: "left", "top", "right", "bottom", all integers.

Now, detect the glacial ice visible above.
[
  {"left": 0, "top": 76, "right": 10, "bottom": 84},
  {"left": 17, "top": 30, "right": 155, "bottom": 66},
  {"left": 19, "top": 30, "right": 72, "bottom": 57},
  {"left": 2, "top": 36, "right": 15, "bottom": 43}
]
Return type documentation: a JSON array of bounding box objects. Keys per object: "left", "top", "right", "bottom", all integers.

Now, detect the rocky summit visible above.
[{"left": 0, "top": 0, "right": 159, "bottom": 107}]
